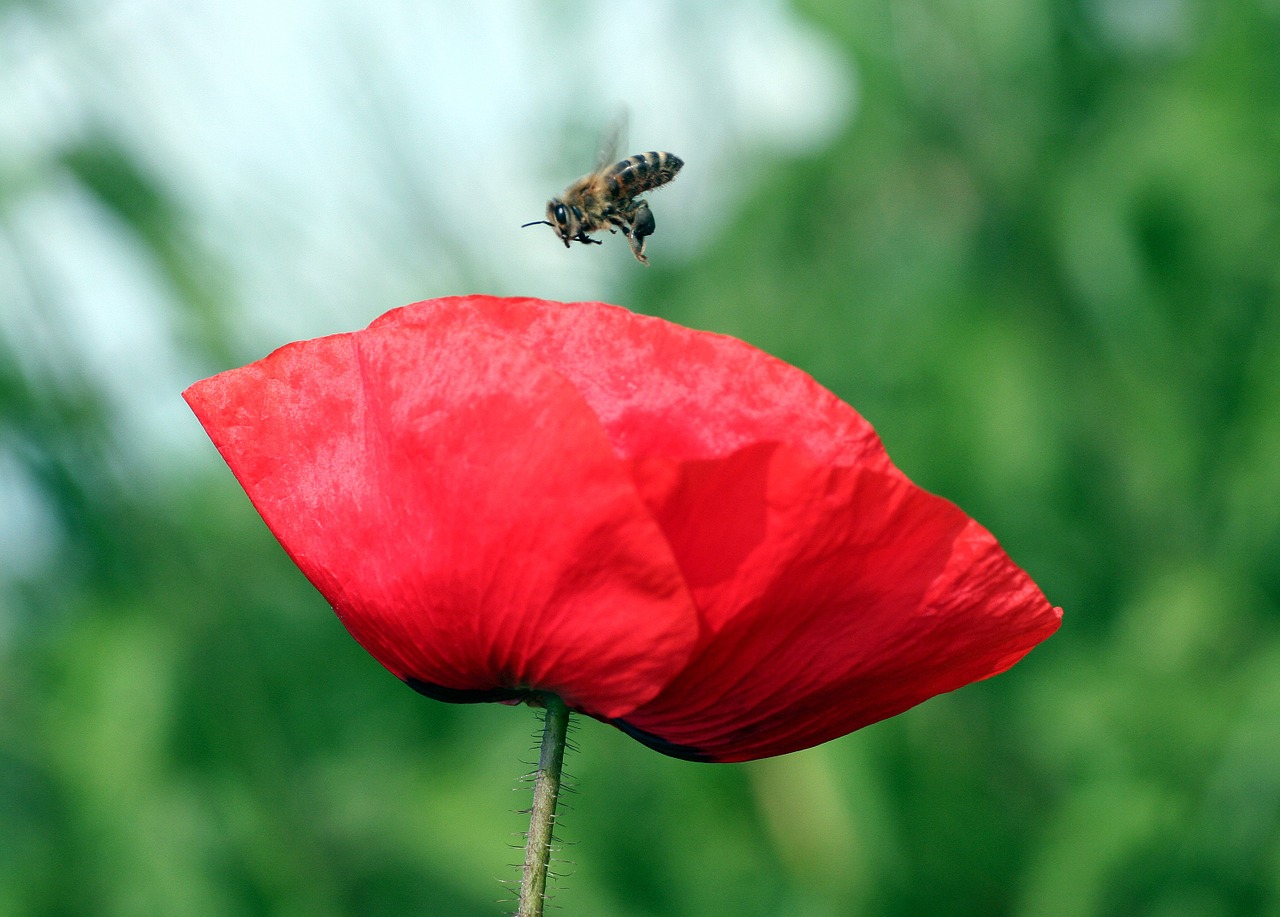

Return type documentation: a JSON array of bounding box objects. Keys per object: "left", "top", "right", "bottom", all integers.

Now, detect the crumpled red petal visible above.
[
  {"left": 373, "top": 297, "right": 891, "bottom": 472},
  {"left": 183, "top": 316, "right": 700, "bottom": 719},
  {"left": 185, "top": 295, "right": 1062, "bottom": 762},
  {"left": 614, "top": 445, "right": 1059, "bottom": 761}
]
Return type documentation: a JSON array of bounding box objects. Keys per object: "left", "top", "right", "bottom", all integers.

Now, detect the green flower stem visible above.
[{"left": 518, "top": 694, "right": 570, "bottom": 917}]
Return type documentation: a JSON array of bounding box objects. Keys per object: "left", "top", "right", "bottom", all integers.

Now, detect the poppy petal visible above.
[
  {"left": 615, "top": 443, "right": 1062, "bottom": 761},
  {"left": 187, "top": 295, "right": 1060, "bottom": 762},
  {"left": 371, "top": 296, "right": 893, "bottom": 471},
  {"left": 367, "top": 299, "right": 1059, "bottom": 760},
  {"left": 184, "top": 317, "right": 700, "bottom": 719}
]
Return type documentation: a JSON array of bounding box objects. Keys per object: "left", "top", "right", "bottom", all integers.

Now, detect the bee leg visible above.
[
  {"left": 631, "top": 202, "right": 656, "bottom": 241},
  {"left": 628, "top": 233, "right": 650, "bottom": 265},
  {"left": 605, "top": 212, "right": 631, "bottom": 237},
  {"left": 605, "top": 212, "right": 646, "bottom": 263},
  {"left": 627, "top": 203, "right": 656, "bottom": 264}
]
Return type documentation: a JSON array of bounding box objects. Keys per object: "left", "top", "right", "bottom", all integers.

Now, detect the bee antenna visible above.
[{"left": 521, "top": 220, "right": 553, "bottom": 229}]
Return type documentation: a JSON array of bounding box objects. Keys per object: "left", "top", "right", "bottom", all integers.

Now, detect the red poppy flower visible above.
[{"left": 184, "top": 295, "right": 1061, "bottom": 762}]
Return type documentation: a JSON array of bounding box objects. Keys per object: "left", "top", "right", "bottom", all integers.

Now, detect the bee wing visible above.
[{"left": 593, "top": 109, "right": 629, "bottom": 173}]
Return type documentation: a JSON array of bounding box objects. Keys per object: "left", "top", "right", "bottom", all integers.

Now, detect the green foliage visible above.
[{"left": 3, "top": 1, "right": 1279, "bottom": 914}]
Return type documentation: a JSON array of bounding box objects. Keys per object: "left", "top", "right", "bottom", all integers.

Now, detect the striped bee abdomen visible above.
[{"left": 605, "top": 152, "right": 684, "bottom": 199}]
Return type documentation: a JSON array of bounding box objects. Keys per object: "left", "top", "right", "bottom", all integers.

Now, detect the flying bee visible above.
[{"left": 523, "top": 146, "right": 683, "bottom": 265}]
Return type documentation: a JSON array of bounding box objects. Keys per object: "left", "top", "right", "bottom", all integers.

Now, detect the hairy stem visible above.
[{"left": 517, "top": 694, "right": 570, "bottom": 917}]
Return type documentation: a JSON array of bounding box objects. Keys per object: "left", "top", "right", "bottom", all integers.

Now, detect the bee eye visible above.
[{"left": 553, "top": 204, "right": 568, "bottom": 225}]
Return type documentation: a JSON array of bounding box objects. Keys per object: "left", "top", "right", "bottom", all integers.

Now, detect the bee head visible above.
[
  {"left": 546, "top": 198, "right": 581, "bottom": 247},
  {"left": 521, "top": 198, "right": 581, "bottom": 248}
]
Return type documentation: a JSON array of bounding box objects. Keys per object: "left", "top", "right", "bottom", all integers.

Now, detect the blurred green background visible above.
[{"left": 3, "top": 1, "right": 1279, "bottom": 915}]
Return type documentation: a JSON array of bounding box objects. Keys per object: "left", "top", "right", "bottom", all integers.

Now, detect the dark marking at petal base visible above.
[
  {"left": 612, "top": 719, "right": 715, "bottom": 762},
  {"left": 404, "top": 678, "right": 530, "bottom": 705}
]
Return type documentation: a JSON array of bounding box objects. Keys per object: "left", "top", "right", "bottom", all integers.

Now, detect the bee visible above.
[{"left": 523, "top": 141, "right": 683, "bottom": 265}]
